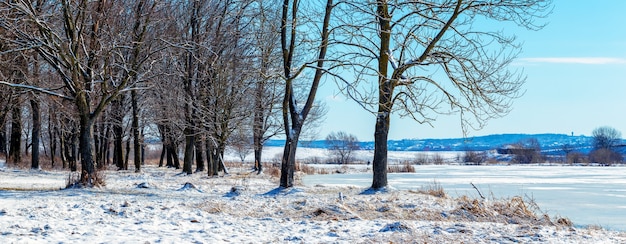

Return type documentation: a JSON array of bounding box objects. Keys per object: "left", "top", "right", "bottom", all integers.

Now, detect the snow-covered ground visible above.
[
  {"left": 224, "top": 146, "right": 462, "bottom": 164},
  {"left": 1, "top": 162, "right": 625, "bottom": 243},
  {"left": 304, "top": 164, "right": 626, "bottom": 231}
]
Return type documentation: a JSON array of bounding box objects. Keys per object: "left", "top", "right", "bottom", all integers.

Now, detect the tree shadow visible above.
[
  {"left": 360, "top": 186, "right": 395, "bottom": 195},
  {"left": 260, "top": 187, "right": 304, "bottom": 197}
]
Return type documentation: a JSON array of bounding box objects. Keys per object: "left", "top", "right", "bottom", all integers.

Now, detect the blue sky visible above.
[{"left": 316, "top": 1, "right": 626, "bottom": 141}]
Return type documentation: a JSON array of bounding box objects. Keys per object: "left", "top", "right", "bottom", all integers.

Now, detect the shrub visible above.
[
  {"left": 432, "top": 154, "right": 445, "bottom": 165},
  {"left": 413, "top": 154, "right": 430, "bottom": 165},
  {"left": 589, "top": 148, "right": 622, "bottom": 165},
  {"left": 566, "top": 152, "right": 588, "bottom": 165},
  {"left": 416, "top": 180, "right": 446, "bottom": 198},
  {"left": 463, "top": 151, "right": 486, "bottom": 165}
]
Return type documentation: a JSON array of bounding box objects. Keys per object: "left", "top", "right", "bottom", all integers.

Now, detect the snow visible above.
[
  {"left": 1, "top": 161, "right": 625, "bottom": 243},
  {"left": 304, "top": 165, "right": 626, "bottom": 231},
  {"left": 224, "top": 146, "right": 461, "bottom": 164}
]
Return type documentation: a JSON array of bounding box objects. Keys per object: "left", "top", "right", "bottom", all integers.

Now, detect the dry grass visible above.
[
  {"left": 413, "top": 180, "right": 446, "bottom": 198},
  {"left": 65, "top": 169, "right": 107, "bottom": 188},
  {"left": 224, "top": 161, "right": 245, "bottom": 168},
  {"left": 265, "top": 165, "right": 281, "bottom": 178},
  {"left": 388, "top": 162, "right": 415, "bottom": 173},
  {"left": 298, "top": 163, "right": 316, "bottom": 175},
  {"left": 450, "top": 195, "right": 561, "bottom": 226}
]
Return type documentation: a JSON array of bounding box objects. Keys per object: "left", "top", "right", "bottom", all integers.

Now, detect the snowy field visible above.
[
  {"left": 1, "top": 161, "right": 626, "bottom": 243},
  {"left": 224, "top": 146, "right": 462, "bottom": 164}
]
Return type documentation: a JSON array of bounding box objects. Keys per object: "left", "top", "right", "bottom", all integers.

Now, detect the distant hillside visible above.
[{"left": 266, "top": 133, "right": 596, "bottom": 153}]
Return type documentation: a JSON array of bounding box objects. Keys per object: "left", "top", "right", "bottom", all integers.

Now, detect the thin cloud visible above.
[{"left": 516, "top": 57, "right": 626, "bottom": 65}]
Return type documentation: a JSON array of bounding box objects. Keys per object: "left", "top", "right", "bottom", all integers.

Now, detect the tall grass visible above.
[{"left": 388, "top": 161, "right": 415, "bottom": 173}]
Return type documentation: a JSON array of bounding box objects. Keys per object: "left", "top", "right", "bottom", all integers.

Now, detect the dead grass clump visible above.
[
  {"left": 388, "top": 162, "right": 415, "bottom": 173},
  {"left": 299, "top": 163, "right": 316, "bottom": 175},
  {"left": 66, "top": 169, "right": 106, "bottom": 188},
  {"left": 556, "top": 217, "right": 573, "bottom": 227},
  {"left": 265, "top": 165, "right": 281, "bottom": 178},
  {"left": 492, "top": 196, "right": 539, "bottom": 223},
  {"left": 415, "top": 180, "right": 446, "bottom": 198},
  {"left": 455, "top": 196, "right": 490, "bottom": 220},
  {"left": 224, "top": 161, "right": 244, "bottom": 168},
  {"left": 199, "top": 201, "right": 226, "bottom": 214},
  {"left": 452, "top": 195, "right": 554, "bottom": 226}
]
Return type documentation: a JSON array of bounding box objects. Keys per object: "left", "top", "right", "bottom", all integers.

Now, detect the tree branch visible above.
[{"left": 0, "top": 81, "right": 73, "bottom": 100}]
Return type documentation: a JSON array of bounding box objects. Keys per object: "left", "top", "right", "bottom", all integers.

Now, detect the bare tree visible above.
[
  {"left": 0, "top": 0, "right": 161, "bottom": 185},
  {"left": 250, "top": 0, "right": 284, "bottom": 174},
  {"left": 590, "top": 126, "right": 623, "bottom": 165},
  {"left": 334, "top": 0, "right": 552, "bottom": 189},
  {"left": 592, "top": 126, "right": 622, "bottom": 150},
  {"left": 325, "top": 131, "right": 360, "bottom": 164},
  {"left": 511, "top": 138, "right": 542, "bottom": 164},
  {"left": 278, "top": 0, "right": 335, "bottom": 188},
  {"left": 229, "top": 126, "right": 253, "bottom": 163}
]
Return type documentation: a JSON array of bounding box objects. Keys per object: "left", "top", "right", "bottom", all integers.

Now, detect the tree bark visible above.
[
  {"left": 279, "top": 133, "right": 299, "bottom": 188},
  {"left": 9, "top": 104, "right": 21, "bottom": 165},
  {"left": 278, "top": 0, "right": 333, "bottom": 188},
  {"left": 194, "top": 137, "right": 204, "bottom": 172},
  {"left": 370, "top": 1, "right": 392, "bottom": 189},
  {"left": 112, "top": 95, "right": 125, "bottom": 170},
  {"left": 131, "top": 90, "right": 141, "bottom": 172},
  {"left": 182, "top": 126, "right": 195, "bottom": 174},
  {"left": 125, "top": 139, "right": 131, "bottom": 170},
  {"left": 0, "top": 119, "right": 6, "bottom": 160},
  {"left": 254, "top": 147, "right": 263, "bottom": 174},
  {"left": 78, "top": 121, "right": 95, "bottom": 183},
  {"left": 30, "top": 99, "right": 40, "bottom": 170},
  {"left": 206, "top": 140, "right": 219, "bottom": 176}
]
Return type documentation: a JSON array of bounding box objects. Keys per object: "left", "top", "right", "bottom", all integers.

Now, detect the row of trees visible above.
[
  {"left": 482, "top": 126, "right": 624, "bottom": 165},
  {"left": 0, "top": 0, "right": 552, "bottom": 189},
  {"left": 0, "top": 0, "right": 294, "bottom": 185}
]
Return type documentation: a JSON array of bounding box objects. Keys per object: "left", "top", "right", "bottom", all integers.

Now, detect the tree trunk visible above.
[
  {"left": 60, "top": 131, "right": 67, "bottom": 169},
  {"left": 69, "top": 132, "right": 78, "bottom": 172},
  {"left": 9, "top": 104, "right": 21, "bottom": 165},
  {"left": 194, "top": 137, "right": 204, "bottom": 172},
  {"left": 166, "top": 144, "right": 174, "bottom": 168},
  {"left": 30, "top": 99, "right": 40, "bottom": 170},
  {"left": 172, "top": 142, "right": 180, "bottom": 169},
  {"left": 206, "top": 139, "right": 217, "bottom": 176},
  {"left": 370, "top": 1, "right": 392, "bottom": 190},
  {"left": 131, "top": 90, "right": 141, "bottom": 172},
  {"left": 113, "top": 127, "right": 124, "bottom": 169},
  {"left": 206, "top": 140, "right": 219, "bottom": 176},
  {"left": 371, "top": 112, "right": 390, "bottom": 189},
  {"left": 94, "top": 122, "right": 102, "bottom": 169},
  {"left": 182, "top": 127, "right": 194, "bottom": 175},
  {"left": 125, "top": 139, "right": 130, "bottom": 170},
  {"left": 279, "top": 134, "right": 299, "bottom": 188},
  {"left": 159, "top": 144, "right": 165, "bottom": 167},
  {"left": 217, "top": 142, "right": 227, "bottom": 174},
  {"left": 112, "top": 96, "right": 125, "bottom": 170},
  {"left": 78, "top": 114, "right": 96, "bottom": 185},
  {"left": 253, "top": 75, "right": 265, "bottom": 174},
  {"left": 0, "top": 119, "right": 6, "bottom": 160},
  {"left": 254, "top": 147, "right": 263, "bottom": 174},
  {"left": 48, "top": 105, "right": 56, "bottom": 168},
  {"left": 102, "top": 123, "right": 111, "bottom": 166}
]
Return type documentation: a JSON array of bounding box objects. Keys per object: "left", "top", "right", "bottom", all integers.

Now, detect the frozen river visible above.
[{"left": 303, "top": 165, "right": 626, "bottom": 231}]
